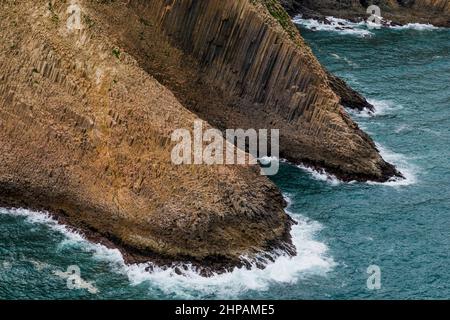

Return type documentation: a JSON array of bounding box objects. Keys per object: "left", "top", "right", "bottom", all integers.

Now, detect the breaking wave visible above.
[
  {"left": 292, "top": 15, "right": 373, "bottom": 37},
  {"left": 372, "top": 144, "right": 418, "bottom": 187},
  {"left": 291, "top": 143, "right": 416, "bottom": 188},
  {"left": 297, "top": 165, "right": 342, "bottom": 186},
  {"left": 0, "top": 205, "right": 336, "bottom": 299},
  {"left": 293, "top": 15, "right": 440, "bottom": 37},
  {"left": 390, "top": 23, "right": 440, "bottom": 31}
]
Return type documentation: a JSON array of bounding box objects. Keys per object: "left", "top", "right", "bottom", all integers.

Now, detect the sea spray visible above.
[
  {"left": 0, "top": 206, "right": 335, "bottom": 299},
  {"left": 296, "top": 165, "right": 342, "bottom": 186},
  {"left": 373, "top": 144, "right": 418, "bottom": 187},
  {"left": 292, "top": 16, "right": 374, "bottom": 37}
]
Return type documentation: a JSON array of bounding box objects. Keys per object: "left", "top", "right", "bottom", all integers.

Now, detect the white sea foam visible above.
[
  {"left": 347, "top": 99, "right": 399, "bottom": 118},
  {"left": 0, "top": 206, "right": 335, "bottom": 299},
  {"left": 297, "top": 164, "right": 342, "bottom": 186},
  {"left": 119, "top": 214, "right": 334, "bottom": 299},
  {"left": 331, "top": 53, "right": 341, "bottom": 59},
  {"left": 371, "top": 144, "right": 418, "bottom": 187},
  {"left": 368, "top": 99, "right": 398, "bottom": 115},
  {"left": 283, "top": 193, "right": 293, "bottom": 206},
  {"left": 390, "top": 23, "right": 439, "bottom": 31},
  {"left": 293, "top": 15, "right": 440, "bottom": 36},
  {"left": 293, "top": 15, "right": 374, "bottom": 37},
  {"left": 290, "top": 142, "right": 415, "bottom": 188}
]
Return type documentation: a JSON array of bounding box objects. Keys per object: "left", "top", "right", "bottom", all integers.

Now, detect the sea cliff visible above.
[{"left": 0, "top": 0, "right": 399, "bottom": 271}]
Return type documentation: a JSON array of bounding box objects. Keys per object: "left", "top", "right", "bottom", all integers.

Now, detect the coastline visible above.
[
  {"left": 281, "top": 1, "right": 450, "bottom": 28},
  {"left": 0, "top": 195, "right": 297, "bottom": 277},
  {"left": 1, "top": 1, "right": 448, "bottom": 300},
  {"left": 0, "top": 0, "right": 407, "bottom": 277}
]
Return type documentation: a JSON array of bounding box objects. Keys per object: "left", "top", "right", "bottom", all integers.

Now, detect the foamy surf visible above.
[
  {"left": 122, "top": 215, "right": 335, "bottom": 299},
  {"left": 293, "top": 15, "right": 440, "bottom": 36},
  {"left": 347, "top": 99, "right": 400, "bottom": 118},
  {"left": 372, "top": 144, "right": 418, "bottom": 187},
  {"left": 288, "top": 142, "right": 415, "bottom": 188},
  {"left": 390, "top": 23, "right": 439, "bottom": 31},
  {"left": 0, "top": 206, "right": 336, "bottom": 299},
  {"left": 292, "top": 15, "right": 373, "bottom": 37}
]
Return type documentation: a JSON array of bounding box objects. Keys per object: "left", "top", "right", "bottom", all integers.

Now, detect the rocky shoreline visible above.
[
  {"left": 281, "top": 0, "right": 450, "bottom": 27},
  {"left": 0, "top": 196, "right": 297, "bottom": 276},
  {"left": 0, "top": 0, "right": 407, "bottom": 273}
]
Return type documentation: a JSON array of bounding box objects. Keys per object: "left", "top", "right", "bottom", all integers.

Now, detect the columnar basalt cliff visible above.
[
  {"left": 0, "top": 0, "right": 398, "bottom": 270},
  {"left": 0, "top": 0, "right": 294, "bottom": 271},
  {"left": 97, "top": 0, "right": 398, "bottom": 181},
  {"left": 281, "top": 0, "right": 450, "bottom": 26}
]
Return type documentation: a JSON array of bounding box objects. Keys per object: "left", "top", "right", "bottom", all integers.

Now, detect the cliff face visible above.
[
  {"left": 0, "top": 0, "right": 294, "bottom": 270},
  {"left": 99, "top": 0, "right": 397, "bottom": 181},
  {"left": 0, "top": 0, "right": 398, "bottom": 270},
  {"left": 282, "top": 0, "right": 450, "bottom": 26}
]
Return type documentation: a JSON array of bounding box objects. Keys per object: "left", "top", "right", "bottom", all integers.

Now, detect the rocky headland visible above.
[
  {"left": 281, "top": 0, "right": 450, "bottom": 27},
  {"left": 0, "top": 0, "right": 402, "bottom": 272}
]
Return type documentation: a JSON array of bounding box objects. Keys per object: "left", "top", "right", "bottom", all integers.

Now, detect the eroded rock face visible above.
[
  {"left": 97, "top": 0, "right": 398, "bottom": 181},
  {"left": 0, "top": 0, "right": 294, "bottom": 270}
]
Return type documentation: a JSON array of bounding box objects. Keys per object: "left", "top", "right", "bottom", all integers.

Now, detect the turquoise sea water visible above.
[{"left": 1, "top": 22, "right": 449, "bottom": 299}]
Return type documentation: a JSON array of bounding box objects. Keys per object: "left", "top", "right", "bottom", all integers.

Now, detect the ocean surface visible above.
[{"left": 1, "top": 19, "right": 449, "bottom": 300}]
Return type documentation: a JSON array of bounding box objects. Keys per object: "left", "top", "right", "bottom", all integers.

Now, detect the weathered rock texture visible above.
[
  {"left": 326, "top": 72, "right": 375, "bottom": 112},
  {"left": 0, "top": 0, "right": 398, "bottom": 269},
  {"left": 282, "top": 0, "right": 450, "bottom": 26},
  {"left": 99, "top": 0, "right": 398, "bottom": 181},
  {"left": 0, "top": 0, "right": 294, "bottom": 270}
]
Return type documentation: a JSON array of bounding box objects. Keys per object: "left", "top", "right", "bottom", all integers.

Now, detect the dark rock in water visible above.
[
  {"left": 0, "top": 0, "right": 296, "bottom": 273},
  {"left": 120, "top": 0, "right": 400, "bottom": 182},
  {"left": 326, "top": 71, "right": 375, "bottom": 113},
  {"left": 0, "top": 0, "right": 402, "bottom": 273}
]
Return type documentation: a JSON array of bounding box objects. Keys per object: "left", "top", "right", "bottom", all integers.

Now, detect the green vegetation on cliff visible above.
[{"left": 251, "top": 0, "right": 300, "bottom": 41}]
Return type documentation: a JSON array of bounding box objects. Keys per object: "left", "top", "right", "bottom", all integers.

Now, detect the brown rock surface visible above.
[
  {"left": 0, "top": 0, "right": 293, "bottom": 270},
  {"left": 282, "top": 0, "right": 450, "bottom": 27},
  {"left": 326, "top": 71, "right": 375, "bottom": 112},
  {"left": 0, "top": 0, "right": 399, "bottom": 270}
]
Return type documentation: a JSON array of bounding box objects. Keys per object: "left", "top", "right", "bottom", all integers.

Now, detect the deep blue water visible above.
[{"left": 1, "top": 22, "right": 449, "bottom": 299}]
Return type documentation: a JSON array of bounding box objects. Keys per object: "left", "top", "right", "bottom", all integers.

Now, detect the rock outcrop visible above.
[
  {"left": 282, "top": 0, "right": 450, "bottom": 26},
  {"left": 0, "top": 0, "right": 294, "bottom": 271},
  {"left": 0, "top": 0, "right": 399, "bottom": 270},
  {"left": 99, "top": 0, "right": 398, "bottom": 182},
  {"left": 326, "top": 72, "right": 375, "bottom": 112}
]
